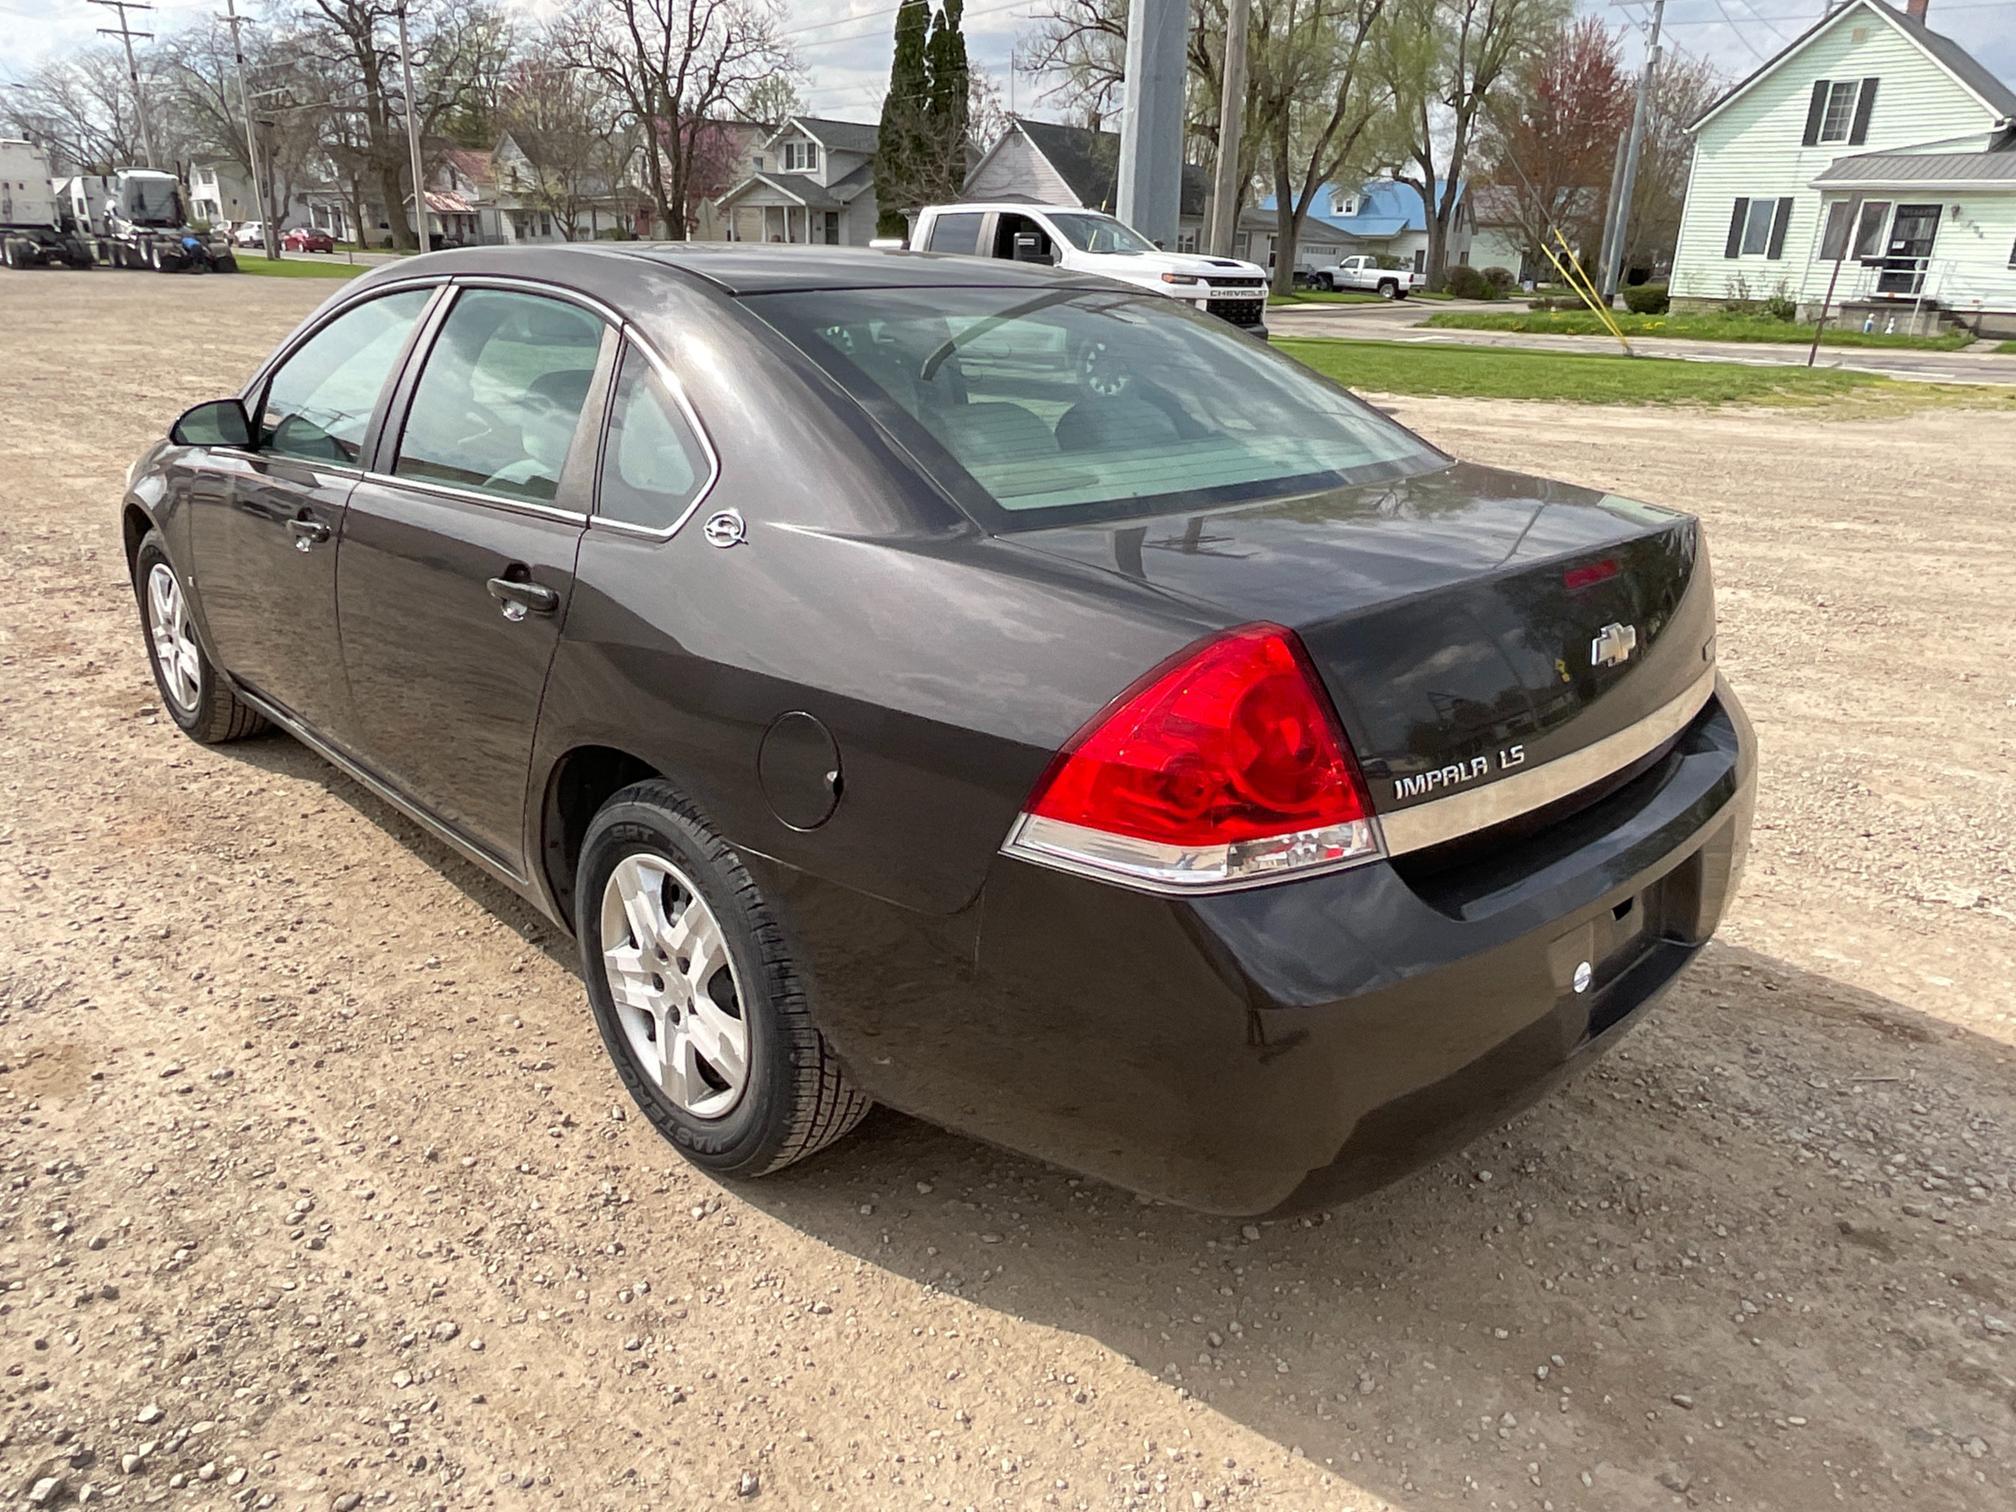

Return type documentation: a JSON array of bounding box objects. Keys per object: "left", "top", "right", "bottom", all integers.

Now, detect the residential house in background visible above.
[
  {"left": 188, "top": 160, "right": 311, "bottom": 230},
  {"left": 962, "top": 116, "right": 1274, "bottom": 254},
  {"left": 690, "top": 119, "right": 773, "bottom": 241},
  {"left": 1253, "top": 177, "right": 1475, "bottom": 276},
  {"left": 1671, "top": 0, "right": 2016, "bottom": 334},
  {"left": 713, "top": 116, "right": 884, "bottom": 244}
]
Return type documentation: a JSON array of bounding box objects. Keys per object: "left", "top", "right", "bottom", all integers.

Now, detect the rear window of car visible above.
[{"left": 746, "top": 285, "right": 1442, "bottom": 530}]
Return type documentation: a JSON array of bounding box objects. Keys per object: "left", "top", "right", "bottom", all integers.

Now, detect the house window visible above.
[
  {"left": 1176, "top": 229, "right": 1197, "bottom": 252},
  {"left": 1329, "top": 191, "right": 1359, "bottom": 218},
  {"left": 1820, "top": 200, "right": 1856, "bottom": 261},
  {"left": 1853, "top": 200, "right": 1891, "bottom": 259},
  {"left": 1819, "top": 80, "right": 1861, "bottom": 142},
  {"left": 782, "top": 140, "right": 819, "bottom": 173},
  {"left": 1740, "top": 198, "right": 1775, "bottom": 256}
]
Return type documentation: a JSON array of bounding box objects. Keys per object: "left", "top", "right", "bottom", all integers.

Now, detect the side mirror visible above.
[
  {"left": 171, "top": 397, "right": 253, "bottom": 449},
  {"left": 1011, "top": 232, "right": 1054, "bottom": 266}
]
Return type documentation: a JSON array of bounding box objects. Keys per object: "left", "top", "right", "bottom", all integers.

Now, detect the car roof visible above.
[{"left": 572, "top": 242, "right": 1104, "bottom": 296}]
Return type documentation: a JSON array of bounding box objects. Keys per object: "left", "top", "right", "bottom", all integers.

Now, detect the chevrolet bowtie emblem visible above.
[{"left": 1590, "top": 622, "right": 1638, "bottom": 668}]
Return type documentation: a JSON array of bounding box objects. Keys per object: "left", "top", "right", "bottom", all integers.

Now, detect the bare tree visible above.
[
  {"left": 3, "top": 47, "right": 151, "bottom": 173},
  {"left": 1375, "top": 0, "right": 1568, "bottom": 287},
  {"left": 1625, "top": 50, "right": 1720, "bottom": 278},
  {"left": 498, "top": 58, "right": 611, "bottom": 239},
  {"left": 551, "top": 0, "right": 793, "bottom": 240}
]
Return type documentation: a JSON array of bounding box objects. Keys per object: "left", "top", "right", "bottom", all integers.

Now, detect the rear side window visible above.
[
  {"left": 394, "top": 289, "right": 604, "bottom": 504},
  {"left": 925, "top": 212, "right": 984, "bottom": 255},
  {"left": 595, "top": 346, "right": 711, "bottom": 532},
  {"left": 258, "top": 287, "right": 432, "bottom": 464}
]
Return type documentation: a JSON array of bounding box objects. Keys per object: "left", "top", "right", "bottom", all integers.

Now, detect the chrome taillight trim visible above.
[
  {"left": 1001, "top": 812, "right": 1385, "bottom": 895},
  {"left": 1378, "top": 667, "right": 1719, "bottom": 857}
]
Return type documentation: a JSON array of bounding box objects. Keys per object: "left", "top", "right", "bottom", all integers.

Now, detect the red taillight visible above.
[{"left": 1009, "top": 625, "right": 1382, "bottom": 890}]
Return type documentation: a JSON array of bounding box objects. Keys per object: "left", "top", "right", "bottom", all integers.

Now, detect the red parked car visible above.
[{"left": 281, "top": 227, "right": 336, "bottom": 253}]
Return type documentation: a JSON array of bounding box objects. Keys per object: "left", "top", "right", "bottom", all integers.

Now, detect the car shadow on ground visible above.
[{"left": 224, "top": 731, "right": 2014, "bottom": 1508}]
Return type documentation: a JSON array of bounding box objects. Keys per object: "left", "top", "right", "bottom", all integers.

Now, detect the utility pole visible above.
[
  {"left": 1115, "top": 0, "right": 1184, "bottom": 248},
  {"left": 219, "top": 0, "right": 275, "bottom": 260},
  {"left": 1205, "top": 0, "right": 1250, "bottom": 258},
  {"left": 87, "top": 0, "right": 159, "bottom": 169},
  {"left": 1603, "top": 0, "right": 1665, "bottom": 301},
  {"left": 1594, "top": 131, "right": 1628, "bottom": 296},
  {"left": 396, "top": 2, "right": 430, "bottom": 253}
]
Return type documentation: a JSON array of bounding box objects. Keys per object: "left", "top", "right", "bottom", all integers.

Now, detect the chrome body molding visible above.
[{"left": 1379, "top": 667, "right": 1719, "bottom": 857}]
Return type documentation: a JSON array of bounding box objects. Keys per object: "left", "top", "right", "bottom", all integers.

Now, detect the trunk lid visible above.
[{"left": 1005, "top": 460, "right": 1716, "bottom": 824}]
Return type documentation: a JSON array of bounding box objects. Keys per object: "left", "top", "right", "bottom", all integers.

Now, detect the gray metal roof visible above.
[
  {"left": 790, "top": 117, "right": 880, "bottom": 156},
  {"left": 1815, "top": 147, "right": 2016, "bottom": 185}
]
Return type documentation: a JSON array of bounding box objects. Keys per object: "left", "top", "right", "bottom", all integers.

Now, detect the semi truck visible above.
[
  {"left": 57, "top": 168, "right": 240, "bottom": 272},
  {"left": 0, "top": 138, "right": 94, "bottom": 269}
]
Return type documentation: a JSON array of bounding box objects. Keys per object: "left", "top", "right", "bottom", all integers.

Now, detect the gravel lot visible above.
[{"left": 2, "top": 271, "right": 2012, "bottom": 1512}]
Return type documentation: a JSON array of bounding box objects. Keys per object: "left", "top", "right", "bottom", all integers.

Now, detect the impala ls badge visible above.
[
  {"left": 1590, "top": 622, "right": 1638, "bottom": 668},
  {"left": 702, "top": 509, "right": 746, "bottom": 549}
]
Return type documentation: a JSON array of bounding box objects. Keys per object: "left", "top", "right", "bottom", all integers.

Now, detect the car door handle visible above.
[
  {"left": 287, "top": 516, "right": 332, "bottom": 551},
  {"left": 486, "top": 575, "right": 559, "bottom": 622}
]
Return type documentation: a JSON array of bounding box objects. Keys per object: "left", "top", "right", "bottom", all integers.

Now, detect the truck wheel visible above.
[
  {"left": 1, "top": 239, "right": 15, "bottom": 269},
  {"left": 1314, "top": 272, "right": 1333, "bottom": 292},
  {"left": 1377, "top": 279, "right": 1398, "bottom": 300},
  {"left": 147, "top": 243, "right": 163, "bottom": 271}
]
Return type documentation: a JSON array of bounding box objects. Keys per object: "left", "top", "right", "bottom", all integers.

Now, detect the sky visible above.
[{"left": 2, "top": 0, "right": 2012, "bottom": 128}]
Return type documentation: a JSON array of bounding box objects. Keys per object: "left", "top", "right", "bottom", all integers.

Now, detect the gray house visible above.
[{"left": 713, "top": 116, "right": 884, "bottom": 245}]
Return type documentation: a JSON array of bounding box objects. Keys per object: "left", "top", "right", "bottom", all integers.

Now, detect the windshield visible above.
[
  {"left": 749, "top": 285, "right": 1443, "bottom": 530},
  {"left": 1046, "top": 212, "right": 1158, "bottom": 256},
  {"left": 123, "top": 176, "right": 185, "bottom": 227}
]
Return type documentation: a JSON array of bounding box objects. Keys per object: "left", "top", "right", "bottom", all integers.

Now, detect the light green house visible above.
[{"left": 1671, "top": 0, "right": 2016, "bottom": 337}]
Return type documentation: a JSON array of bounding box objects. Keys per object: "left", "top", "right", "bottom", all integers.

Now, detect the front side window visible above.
[
  {"left": 393, "top": 289, "right": 604, "bottom": 505},
  {"left": 748, "top": 286, "right": 1442, "bottom": 529},
  {"left": 259, "top": 287, "right": 433, "bottom": 464},
  {"left": 595, "top": 346, "right": 711, "bottom": 532},
  {"left": 1820, "top": 79, "right": 1860, "bottom": 142},
  {"left": 925, "top": 211, "right": 984, "bottom": 255},
  {"left": 1048, "top": 212, "right": 1156, "bottom": 255}
]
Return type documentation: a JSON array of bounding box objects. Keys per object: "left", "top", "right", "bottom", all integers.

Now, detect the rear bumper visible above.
[{"left": 800, "top": 676, "right": 1753, "bottom": 1215}]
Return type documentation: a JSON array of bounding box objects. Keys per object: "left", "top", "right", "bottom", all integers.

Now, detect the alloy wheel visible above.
[
  {"left": 145, "top": 562, "right": 201, "bottom": 712},
  {"left": 600, "top": 853, "right": 749, "bottom": 1120}
]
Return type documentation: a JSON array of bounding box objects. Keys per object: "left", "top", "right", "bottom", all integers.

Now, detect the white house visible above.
[
  {"left": 963, "top": 116, "right": 1275, "bottom": 254},
  {"left": 1672, "top": 0, "right": 2016, "bottom": 335},
  {"left": 714, "top": 116, "right": 884, "bottom": 245}
]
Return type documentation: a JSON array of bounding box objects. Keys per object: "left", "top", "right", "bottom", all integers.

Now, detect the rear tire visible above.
[
  {"left": 576, "top": 781, "right": 870, "bottom": 1180},
  {"left": 1377, "top": 279, "right": 1398, "bottom": 300},
  {"left": 132, "top": 531, "right": 267, "bottom": 745}
]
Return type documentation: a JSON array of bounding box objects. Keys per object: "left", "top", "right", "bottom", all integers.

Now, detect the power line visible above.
[{"left": 86, "top": 0, "right": 160, "bottom": 168}]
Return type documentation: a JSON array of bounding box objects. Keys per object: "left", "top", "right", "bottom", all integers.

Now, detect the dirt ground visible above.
[{"left": 2, "top": 271, "right": 2012, "bottom": 1512}]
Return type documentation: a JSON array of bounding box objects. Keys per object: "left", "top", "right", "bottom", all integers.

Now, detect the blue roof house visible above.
[{"left": 1253, "top": 178, "right": 1479, "bottom": 275}]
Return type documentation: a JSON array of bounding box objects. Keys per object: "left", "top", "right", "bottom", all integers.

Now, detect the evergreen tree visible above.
[
  {"left": 923, "top": 0, "right": 969, "bottom": 202},
  {"left": 875, "top": 0, "right": 932, "bottom": 234}
]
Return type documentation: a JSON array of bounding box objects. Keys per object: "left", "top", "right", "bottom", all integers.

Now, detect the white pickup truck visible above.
[
  {"left": 1309, "top": 254, "right": 1425, "bottom": 299},
  {"left": 903, "top": 202, "right": 1271, "bottom": 336}
]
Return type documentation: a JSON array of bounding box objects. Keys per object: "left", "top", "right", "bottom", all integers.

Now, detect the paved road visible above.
[{"left": 1267, "top": 297, "right": 2016, "bottom": 386}]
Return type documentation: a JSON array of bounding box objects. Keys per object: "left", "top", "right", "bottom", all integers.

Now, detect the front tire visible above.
[
  {"left": 576, "top": 781, "right": 869, "bottom": 1179},
  {"left": 132, "top": 532, "right": 266, "bottom": 744}
]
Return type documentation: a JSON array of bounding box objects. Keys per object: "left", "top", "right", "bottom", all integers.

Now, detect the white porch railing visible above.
[{"left": 1805, "top": 255, "right": 1957, "bottom": 338}]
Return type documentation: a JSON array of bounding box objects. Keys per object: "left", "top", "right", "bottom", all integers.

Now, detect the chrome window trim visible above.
[
  {"left": 1378, "top": 666, "right": 1719, "bottom": 858},
  {"left": 1001, "top": 813, "right": 1385, "bottom": 896},
  {"left": 585, "top": 326, "right": 723, "bottom": 543},
  {"left": 359, "top": 469, "right": 589, "bottom": 525}
]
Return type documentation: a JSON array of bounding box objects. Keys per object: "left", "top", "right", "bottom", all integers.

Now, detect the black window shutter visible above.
[
  {"left": 1849, "top": 78, "right": 1879, "bottom": 144},
  {"left": 1803, "top": 81, "right": 1830, "bottom": 146},
  {"left": 1726, "top": 198, "right": 1750, "bottom": 258},
  {"left": 1766, "top": 197, "right": 1794, "bottom": 259}
]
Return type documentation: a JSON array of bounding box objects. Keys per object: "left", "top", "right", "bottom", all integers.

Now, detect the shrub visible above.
[
  {"left": 1762, "top": 283, "right": 1798, "bottom": 323},
  {"left": 1622, "top": 282, "right": 1670, "bottom": 315},
  {"left": 1481, "top": 265, "right": 1515, "bottom": 295},
  {"left": 1445, "top": 264, "right": 1490, "bottom": 300}
]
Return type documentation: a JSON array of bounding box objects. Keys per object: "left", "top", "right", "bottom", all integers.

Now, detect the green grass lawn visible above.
[
  {"left": 1422, "top": 308, "right": 1973, "bottom": 351},
  {"left": 1997, "top": 340, "right": 2016, "bottom": 355},
  {"left": 233, "top": 256, "right": 367, "bottom": 279},
  {"left": 1278, "top": 336, "right": 2011, "bottom": 411},
  {"left": 1269, "top": 289, "right": 1384, "bottom": 306}
]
